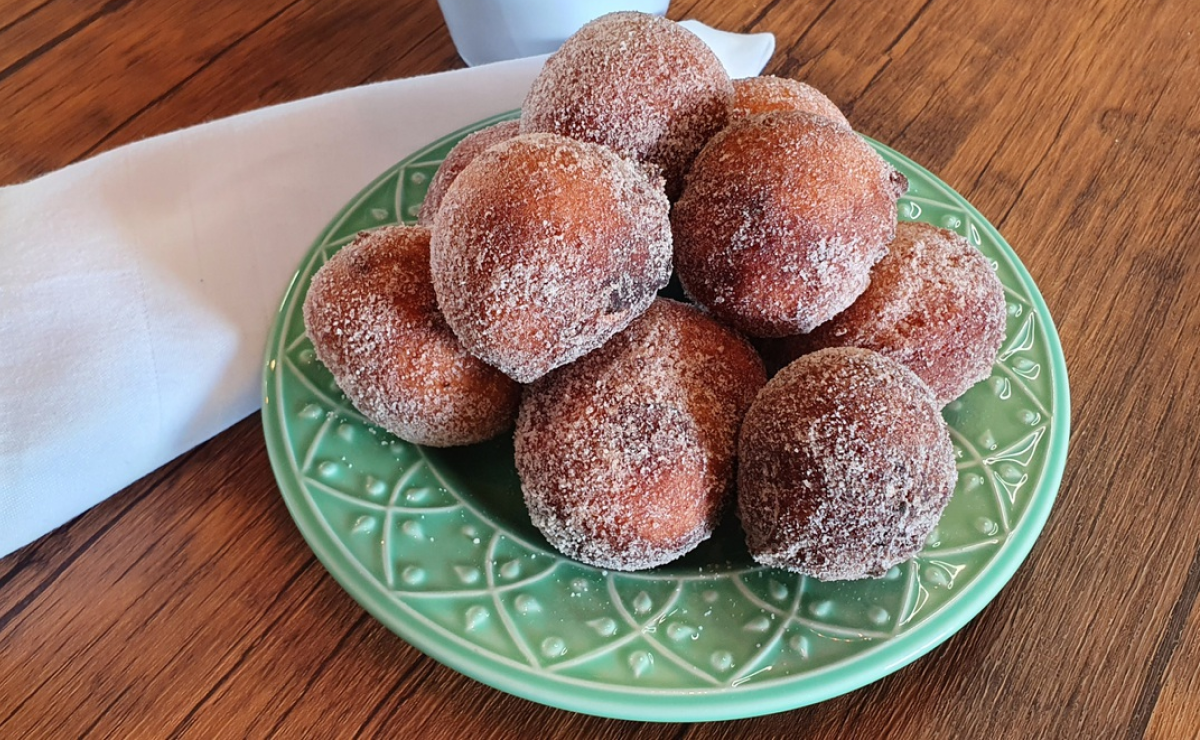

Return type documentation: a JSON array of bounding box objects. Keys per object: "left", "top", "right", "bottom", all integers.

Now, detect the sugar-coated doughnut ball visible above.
[
  {"left": 417, "top": 119, "right": 520, "bottom": 227},
  {"left": 731, "top": 75, "right": 850, "bottom": 129},
  {"left": 516, "top": 299, "right": 767, "bottom": 571},
  {"left": 673, "top": 111, "right": 908, "bottom": 337},
  {"left": 302, "top": 226, "right": 521, "bottom": 446},
  {"left": 738, "top": 347, "right": 956, "bottom": 580},
  {"left": 759, "top": 221, "right": 1007, "bottom": 405},
  {"left": 431, "top": 132, "right": 672, "bottom": 383},
  {"left": 520, "top": 11, "right": 733, "bottom": 198}
]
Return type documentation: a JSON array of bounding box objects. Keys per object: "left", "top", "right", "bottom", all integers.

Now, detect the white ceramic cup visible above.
[{"left": 437, "top": 0, "right": 671, "bottom": 66}]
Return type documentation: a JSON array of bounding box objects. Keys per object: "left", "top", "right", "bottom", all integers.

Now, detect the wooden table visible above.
[{"left": 3, "top": 0, "right": 1198, "bottom": 736}]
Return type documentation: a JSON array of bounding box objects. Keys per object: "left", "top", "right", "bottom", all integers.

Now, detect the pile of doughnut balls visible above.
[{"left": 303, "top": 12, "right": 1006, "bottom": 581}]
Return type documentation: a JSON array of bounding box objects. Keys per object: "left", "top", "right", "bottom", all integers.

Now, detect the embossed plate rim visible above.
[{"left": 262, "top": 113, "right": 1070, "bottom": 722}]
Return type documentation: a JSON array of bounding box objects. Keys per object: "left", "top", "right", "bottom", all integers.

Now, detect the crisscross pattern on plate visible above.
[{"left": 262, "top": 111, "right": 1068, "bottom": 721}]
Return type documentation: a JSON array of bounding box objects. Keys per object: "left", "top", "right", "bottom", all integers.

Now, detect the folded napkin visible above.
[{"left": 0, "top": 21, "right": 773, "bottom": 558}]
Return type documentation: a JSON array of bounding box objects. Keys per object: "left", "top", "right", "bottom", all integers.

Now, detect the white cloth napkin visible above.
[{"left": 0, "top": 22, "right": 773, "bottom": 558}]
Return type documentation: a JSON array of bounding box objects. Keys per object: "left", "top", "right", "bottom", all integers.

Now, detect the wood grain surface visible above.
[{"left": 3, "top": 0, "right": 1199, "bottom": 736}]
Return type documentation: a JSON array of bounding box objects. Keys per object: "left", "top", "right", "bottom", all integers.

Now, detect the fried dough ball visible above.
[
  {"left": 730, "top": 75, "right": 850, "bottom": 129},
  {"left": 417, "top": 119, "right": 520, "bottom": 227},
  {"left": 520, "top": 11, "right": 733, "bottom": 198},
  {"left": 516, "top": 299, "right": 766, "bottom": 571},
  {"left": 673, "top": 111, "right": 908, "bottom": 337},
  {"left": 758, "top": 221, "right": 1007, "bottom": 405},
  {"left": 302, "top": 226, "right": 520, "bottom": 446},
  {"left": 430, "top": 132, "right": 672, "bottom": 383},
  {"left": 737, "top": 347, "right": 957, "bottom": 580}
]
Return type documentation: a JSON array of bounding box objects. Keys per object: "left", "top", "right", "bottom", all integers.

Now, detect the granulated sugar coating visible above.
[
  {"left": 737, "top": 347, "right": 956, "bottom": 580},
  {"left": 759, "top": 221, "right": 1008, "bottom": 405},
  {"left": 673, "top": 111, "right": 908, "bottom": 338},
  {"left": 302, "top": 226, "right": 521, "bottom": 446},
  {"left": 515, "top": 299, "right": 766, "bottom": 571},
  {"left": 417, "top": 120, "right": 520, "bottom": 227},
  {"left": 430, "top": 132, "right": 672, "bottom": 383},
  {"left": 730, "top": 75, "right": 851, "bottom": 129},
  {"left": 520, "top": 11, "right": 732, "bottom": 199}
]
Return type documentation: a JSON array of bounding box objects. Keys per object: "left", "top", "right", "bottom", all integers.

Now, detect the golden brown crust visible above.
[
  {"left": 430, "top": 132, "right": 672, "bottom": 383},
  {"left": 515, "top": 299, "right": 766, "bottom": 571},
  {"left": 417, "top": 120, "right": 520, "bottom": 227},
  {"left": 520, "top": 11, "right": 733, "bottom": 199},
  {"left": 302, "top": 225, "right": 520, "bottom": 446},
  {"left": 737, "top": 347, "right": 957, "bottom": 580},
  {"left": 673, "top": 111, "right": 907, "bottom": 338},
  {"left": 758, "top": 221, "right": 1007, "bottom": 405},
  {"left": 731, "top": 75, "right": 850, "bottom": 129}
]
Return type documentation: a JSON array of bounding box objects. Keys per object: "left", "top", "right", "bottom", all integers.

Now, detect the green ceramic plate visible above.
[{"left": 262, "top": 111, "right": 1070, "bottom": 722}]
